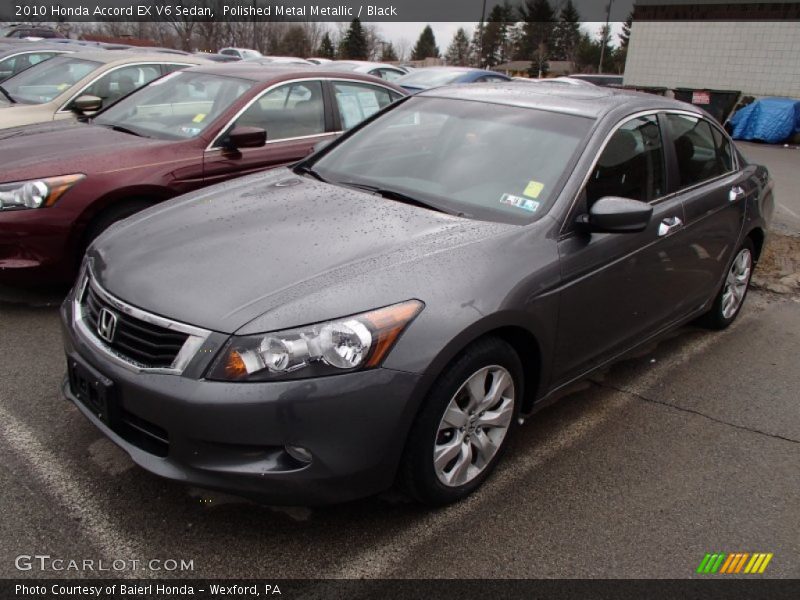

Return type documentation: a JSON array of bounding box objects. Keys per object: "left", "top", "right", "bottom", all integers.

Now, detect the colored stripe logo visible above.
[{"left": 697, "top": 552, "right": 773, "bottom": 574}]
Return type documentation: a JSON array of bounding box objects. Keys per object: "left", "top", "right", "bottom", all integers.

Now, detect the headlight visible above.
[
  {"left": 0, "top": 174, "right": 85, "bottom": 210},
  {"left": 208, "top": 300, "right": 424, "bottom": 382}
]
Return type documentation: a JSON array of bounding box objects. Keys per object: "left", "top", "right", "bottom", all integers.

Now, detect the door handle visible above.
[
  {"left": 658, "top": 216, "right": 683, "bottom": 237},
  {"left": 729, "top": 185, "right": 746, "bottom": 202}
]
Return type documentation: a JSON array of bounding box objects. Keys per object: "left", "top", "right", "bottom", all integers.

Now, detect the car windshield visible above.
[
  {"left": 396, "top": 69, "right": 468, "bottom": 88},
  {"left": 312, "top": 97, "right": 593, "bottom": 225},
  {"left": 1, "top": 56, "right": 101, "bottom": 103},
  {"left": 94, "top": 71, "right": 254, "bottom": 140}
]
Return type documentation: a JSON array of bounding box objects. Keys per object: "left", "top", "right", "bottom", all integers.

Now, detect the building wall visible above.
[{"left": 623, "top": 20, "right": 800, "bottom": 98}]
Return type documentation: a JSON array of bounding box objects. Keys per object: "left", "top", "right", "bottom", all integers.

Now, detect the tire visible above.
[
  {"left": 697, "top": 238, "right": 755, "bottom": 330},
  {"left": 399, "top": 337, "right": 523, "bottom": 506},
  {"left": 82, "top": 200, "right": 154, "bottom": 254}
]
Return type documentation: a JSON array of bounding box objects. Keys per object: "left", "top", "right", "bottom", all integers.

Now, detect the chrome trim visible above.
[
  {"left": 205, "top": 76, "right": 401, "bottom": 152},
  {"left": 560, "top": 108, "right": 739, "bottom": 236},
  {"left": 72, "top": 271, "right": 211, "bottom": 375},
  {"left": 56, "top": 62, "right": 198, "bottom": 114}
]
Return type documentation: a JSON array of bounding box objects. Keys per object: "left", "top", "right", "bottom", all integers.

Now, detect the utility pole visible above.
[
  {"left": 598, "top": 0, "right": 613, "bottom": 74},
  {"left": 479, "top": 0, "right": 487, "bottom": 68}
]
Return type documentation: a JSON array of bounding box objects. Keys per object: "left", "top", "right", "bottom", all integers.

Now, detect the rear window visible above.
[{"left": 666, "top": 114, "right": 734, "bottom": 189}]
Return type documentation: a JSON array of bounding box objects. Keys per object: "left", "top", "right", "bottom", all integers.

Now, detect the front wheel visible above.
[
  {"left": 399, "top": 337, "right": 522, "bottom": 506},
  {"left": 698, "top": 238, "right": 755, "bottom": 330}
]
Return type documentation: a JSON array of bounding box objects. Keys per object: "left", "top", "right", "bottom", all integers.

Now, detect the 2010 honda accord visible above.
[{"left": 60, "top": 83, "right": 774, "bottom": 506}]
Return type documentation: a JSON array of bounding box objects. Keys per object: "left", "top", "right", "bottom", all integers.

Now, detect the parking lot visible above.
[{"left": 1, "top": 143, "right": 798, "bottom": 579}]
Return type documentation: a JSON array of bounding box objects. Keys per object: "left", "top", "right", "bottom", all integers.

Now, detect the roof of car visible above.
[
  {"left": 419, "top": 82, "right": 704, "bottom": 119},
  {"left": 0, "top": 44, "right": 74, "bottom": 57},
  {"left": 184, "top": 63, "right": 405, "bottom": 86},
  {"left": 63, "top": 50, "right": 209, "bottom": 65}
]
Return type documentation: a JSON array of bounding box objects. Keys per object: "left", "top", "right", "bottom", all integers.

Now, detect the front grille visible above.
[{"left": 82, "top": 284, "right": 189, "bottom": 369}]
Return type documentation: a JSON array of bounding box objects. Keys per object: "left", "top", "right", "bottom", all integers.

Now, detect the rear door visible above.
[
  {"left": 553, "top": 113, "right": 692, "bottom": 385},
  {"left": 662, "top": 112, "right": 749, "bottom": 308},
  {"left": 203, "top": 79, "right": 337, "bottom": 184}
]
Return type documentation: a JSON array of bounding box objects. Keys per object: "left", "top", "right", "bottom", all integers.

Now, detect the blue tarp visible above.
[{"left": 729, "top": 97, "right": 800, "bottom": 144}]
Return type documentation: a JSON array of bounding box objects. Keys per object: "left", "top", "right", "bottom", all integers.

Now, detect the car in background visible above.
[
  {"left": 244, "top": 56, "right": 314, "bottom": 66},
  {"left": 306, "top": 57, "right": 333, "bottom": 65},
  {"left": 60, "top": 82, "right": 772, "bottom": 505},
  {"left": 195, "top": 52, "right": 241, "bottom": 63},
  {"left": 1, "top": 24, "right": 62, "bottom": 40},
  {"left": 513, "top": 76, "right": 595, "bottom": 87},
  {"left": 395, "top": 67, "right": 510, "bottom": 93},
  {"left": 320, "top": 61, "right": 408, "bottom": 82},
  {"left": 0, "top": 50, "right": 208, "bottom": 129},
  {"left": 568, "top": 74, "right": 623, "bottom": 87},
  {"left": 0, "top": 65, "right": 405, "bottom": 285},
  {"left": 0, "top": 44, "right": 73, "bottom": 83},
  {"left": 219, "top": 47, "right": 262, "bottom": 59}
]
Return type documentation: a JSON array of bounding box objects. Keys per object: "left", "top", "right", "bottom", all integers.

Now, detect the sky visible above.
[{"left": 372, "top": 21, "right": 625, "bottom": 57}]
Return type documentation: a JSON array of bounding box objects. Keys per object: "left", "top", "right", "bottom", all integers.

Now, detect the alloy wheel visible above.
[
  {"left": 721, "top": 248, "right": 752, "bottom": 319},
  {"left": 433, "top": 365, "right": 515, "bottom": 487}
]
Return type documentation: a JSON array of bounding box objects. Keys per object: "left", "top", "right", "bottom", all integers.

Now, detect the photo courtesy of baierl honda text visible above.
[{"left": 0, "top": 1, "right": 798, "bottom": 599}]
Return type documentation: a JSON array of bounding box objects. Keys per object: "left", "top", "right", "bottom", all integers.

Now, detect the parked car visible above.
[
  {"left": 306, "top": 57, "right": 333, "bottom": 65},
  {"left": 321, "top": 60, "right": 408, "bottom": 82},
  {"left": 1, "top": 24, "right": 62, "bottom": 40},
  {"left": 514, "top": 76, "right": 595, "bottom": 87},
  {"left": 59, "top": 82, "right": 772, "bottom": 505},
  {"left": 0, "top": 51, "right": 208, "bottom": 129},
  {"left": 0, "top": 44, "right": 73, "bottom": 83},
  {"left": 244, "top": 56, "right": 314, "bottom": 66},
  {"left": 568, "top": 74, "right": 624, "bottom": 87},
  {"left": 219, "top": 47, "right": 262, "bottom": 59},
  {"left": 0, "top": 65, "right": 405, "bottom": 285},
  {"left": 395, "top": 67, "right": 510, "bottom": 93},
  {"left": 195, "top": 52, "right": 241, "bottom": 63}
]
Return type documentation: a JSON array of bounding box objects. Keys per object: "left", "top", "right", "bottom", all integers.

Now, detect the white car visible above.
[
  {"left": 306, "top": 57, "right": 333, "bottom": 65},
  {"left": 321, "top": 61, "right": 408, "bottom": 82},
  {"left": 218, "top": 47, "right": 262, "bottom": 60},
  {"left": 244, "top": 56, "right": 314, "bottom": 66}
]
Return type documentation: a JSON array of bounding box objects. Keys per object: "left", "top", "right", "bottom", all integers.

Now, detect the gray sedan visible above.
[{"left": 60, "top": 83, "right": 774, "bottom": 506}]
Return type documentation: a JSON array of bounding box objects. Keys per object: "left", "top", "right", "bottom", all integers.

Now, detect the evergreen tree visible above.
[
  {"left": 516, "top": 0, "right": 555, "bottom": 62},
  {"left": 380, "top": 42, "right": 398, "bottom": 62},
  {"left": 411, "top": 25, "right": 440, "bottom": 60},
  {"left": 317, "top": 32, "right": 335, "bottom": 59},
  {"left": 446, "top": 27, "right": 471, "bottom": 66},
  {"left": 340, "top": 19, "right": 368, "bottom": 60},
  {"left": 480, "top": 2, "right": 515, "bottom": 68},
  {"left": 550, "top": 0, "right": 581, "bottom": 63},
  {"left": 619, "top": 10, "right": 633, "bottom": 48}
]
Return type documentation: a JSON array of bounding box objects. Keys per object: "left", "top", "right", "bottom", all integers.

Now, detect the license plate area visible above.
[{"left": 68, "top": 357, "right": 116, "bottom": 426}]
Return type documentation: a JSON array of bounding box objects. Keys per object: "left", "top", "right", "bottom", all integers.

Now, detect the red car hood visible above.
[{"left": 0, "top": 121, "right": 183, "bottom": 182}]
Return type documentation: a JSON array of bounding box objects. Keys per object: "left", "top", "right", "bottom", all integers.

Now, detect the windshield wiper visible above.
[
  {"left": 99, "top": 123, "right": 145, "bottom": 137},
  {"left": 339, "top": 182, "right": 451, "bottom": 214},
  {"left": 0, "top": 85, "right": 16, "bottom": 104},
  {"left": 294, "top": 164, "right": 328, "bottom": 183}
]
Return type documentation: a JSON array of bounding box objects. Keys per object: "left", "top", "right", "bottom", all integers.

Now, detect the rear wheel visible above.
[
  {"left": 400, "top": 337, "right": 522, "bottom": 505},
  {"left": 698, "top": 238, "right": 754, "bottom": 330}
]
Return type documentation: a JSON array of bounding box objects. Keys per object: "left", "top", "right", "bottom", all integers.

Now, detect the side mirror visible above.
[
  {"left": 226, "top": 126, "right": 267, "bottom": 150},
  {"left": 71, "top": 95, "right": 103, "bottom": 114},
  {"left": 577, "top": 196, "right": 653, "bottom": 233}
]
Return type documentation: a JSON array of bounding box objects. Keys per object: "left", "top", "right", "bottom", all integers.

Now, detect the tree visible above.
[
  {"left": 317, "top": 32, "right": 335, "bottom": 59},
  {"left": 340, "top": 18, "right": 368, "bottom": 60},
  {"left": 446, "top": 27, "right": 471, "bottom": 66},
  {"left": 479, "top": 2, "right": 515, "bottom": 68},
  {"left": 411, "top": 25, "right": 440, "bottom": 60},
  {"left": 550, "top": 0, "right": 581, "bottom": 63},
  {"left": 279, "top": 25, "right": 312, "bottom": 57},
  {"left": 516, "top": 0, "right": 555, "bottom": 63},
  {"left": 380, "top": 42, "right": 398, "bottom": 62},
  {"left": 597, "top": 24, "right": 614, "bottom": 73},
  {"left": 619, "top": 10, "right": 633, "bottom": 48}
]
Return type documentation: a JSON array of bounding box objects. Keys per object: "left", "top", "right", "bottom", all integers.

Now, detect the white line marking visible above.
[
  {"left": 0, "top": 404, "right": 143, "bottom": 576},
  {"left": 778, "top": 203, "right": 800, "bottom": 219}
]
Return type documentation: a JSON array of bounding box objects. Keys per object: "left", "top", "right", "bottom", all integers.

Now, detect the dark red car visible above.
[{"left": 0, "top": 65, "right": 405, "bottom": 285}]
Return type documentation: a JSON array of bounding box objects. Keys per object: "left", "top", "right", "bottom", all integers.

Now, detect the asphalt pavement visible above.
[{"left": 0, "top": 143, "right": 798, "bottom": 580}]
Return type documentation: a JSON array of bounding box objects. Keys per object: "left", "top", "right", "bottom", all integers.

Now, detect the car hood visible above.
[
  {"left": 90, "top": 168, "right": 515, "bottom": 334},
  {"left": 0, "top": 121, "right": 178, "bottom": 180}
]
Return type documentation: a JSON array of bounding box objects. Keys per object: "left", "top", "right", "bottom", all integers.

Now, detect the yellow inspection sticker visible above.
[
  {"left": 523, "top": 180, "right": 544, "bottom": 199},
  {"left": 192, "top": 113, "right": 207, "bottom": 123}
]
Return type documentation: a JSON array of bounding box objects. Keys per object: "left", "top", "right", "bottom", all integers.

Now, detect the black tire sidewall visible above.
[{"left": 401, "top": 336, "right": 523, "bottom": 506}]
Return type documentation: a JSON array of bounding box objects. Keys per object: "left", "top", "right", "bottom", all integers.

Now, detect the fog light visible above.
[{"left": 285, "top": 444, "right": 313, "bottom": 464}]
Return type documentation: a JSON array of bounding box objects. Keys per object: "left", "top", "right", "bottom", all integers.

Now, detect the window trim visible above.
[
  {"left": 205, "top": 77, "right": 402, "bottom": 152},
  {"left": 559, "top": 108, "right": 739, "bottom": 237},
  {"left": 329, "top": 78, "right": 402, "bottom": 131},
  {"left": 56, "top": 61, "right": 197, "bottom": 113}
]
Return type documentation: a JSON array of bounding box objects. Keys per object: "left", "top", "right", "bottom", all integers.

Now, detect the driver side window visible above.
[
  {"left": 585, "top": 115, "right": 665, "bottom": 206},
  {"left": 234, "top": 81, "right": 325, "bottom": 141}
]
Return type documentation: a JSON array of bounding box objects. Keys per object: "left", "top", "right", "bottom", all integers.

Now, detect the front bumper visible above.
[
  {"left": 60, "top": 299, "right": 423, "bottom": 505},
  {"left": 0, "top": 208, "right": 74, "bottom": 286}
]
